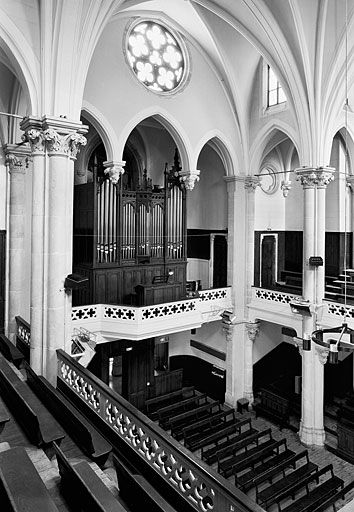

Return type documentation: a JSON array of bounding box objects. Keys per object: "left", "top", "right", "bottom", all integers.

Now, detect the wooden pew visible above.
[
  {"left": 0, "top": 356, "right": 65, "bottom": 455},
  {"left": 158, "top": 393, "right": 207, "bottom": 426},
  {"left": 173, "top": 403, "right": 226, "bottom": 442},
  {"left": 201, "top": 419, "right": 256, "bottom": 465},
  {"left": 235, "top": 446, "right": 299, "bottom": 492},
  {"left": 54, "top": 443, "right": 126, "bottom": 512},
  {"left": 0, "top": 399, "right": 10, "bottom": 434},
  {"left": 182, "top": 408, "right": 236, "bottom": 445},
  {"left": 0, "top": 446, "right": 59, "bottom": 511},
  {"left": 167, "top": 400, "right": 219, "bottom": 433},
  {"left": 145, "top": 386, "right": 194, "bottom": 418},
  {"left": 185, "top": 413, "right": 245, "bottom": 452},
  {"left": 24, "top": 362, "right": 112, "bottom": 467},
  {"left": 218, "top": 434, "right": 286, "bottom": 479},
  {"left": 310, "top": 479, "right": 354, "bottom": 512},
  {"left": 277, "top": 465, "right": 344, "bottom": 512},
  {"left": 112, "top": 453, "right": 178, "bottom": 512},
  {"left": 256, "top": 451, "right": 318, "bottom": 508},
  {"left": 253, "top": 388, "right": 290, "bottom": 429},
  {"left": 0, "top": 334, "right": 25, "bottom": 369}
]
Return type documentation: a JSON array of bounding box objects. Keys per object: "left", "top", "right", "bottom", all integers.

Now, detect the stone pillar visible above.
[
  {"left": 20, "top": 120, "right": 46, "bottom": 374},
  {"left": 223, "top": 176, "right": 260, "bottom": 407},
  {"left": 295, "top": 166, "right": 334, "bottom": 445},
  {"left": 4, "top": 145, "right": 30, "bottom": 342},
  {"left": 21, "top": 116, "right": 87, "bottom": 383},
  {"left": 244, "top": 320, "right": 260, "bottom": 403}
]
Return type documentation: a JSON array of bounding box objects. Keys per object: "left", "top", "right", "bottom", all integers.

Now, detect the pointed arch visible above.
[
  {"left": 194, "top": 130, "right": 239, "bottom": 177},
  {"left": 118, "top": 106, "right": 193, "bottom": 173},
  {"left": 249, "top": 120, "right": 299, "bottom": 172},
  {"left": 0, "top": 7, "right": 39, "bottom": 114},
  {"left": 81, "top": 101, "right": 120, "bottom": 162}
]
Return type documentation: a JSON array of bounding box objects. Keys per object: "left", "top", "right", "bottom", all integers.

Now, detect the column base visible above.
[
  {"left": 225, "top": 392, "right": 237, "bottom": 409},
  {"left": 299, "top": 421, "right": 326, "bottom": 446}
]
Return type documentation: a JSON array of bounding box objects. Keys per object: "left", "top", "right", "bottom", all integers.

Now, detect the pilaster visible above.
[
  {"left": 244, "top": 320, "right": 260, "bottom": 403},
  {"left": 3, "top": 144, "right": 31, "bottom": 342}
]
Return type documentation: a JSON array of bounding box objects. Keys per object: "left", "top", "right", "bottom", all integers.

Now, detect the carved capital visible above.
[
  {"left": 346, "top": 175, "right": 354, "bottom": 189},
  {"left": 103, "top": 160, "right": 125, "bottom": 185},
  {"left": 295, "top": 166, "right": 335, "bottom": 189},
  {"left": 315, "top": 345, "right": 329, "bottom": 365},
  {"left": 43, "top": 129, "right": 87, "bottom": 158},
  {"left": 5, "top": 153, "right": 29, "bottom": 174},
  {"left": 281, "top": 180, "right": 292, "bottom": 197},
  {"left": 245, "top": 321, "right": 260, "bottom": 342},
  {"left": 179, "top": 169, "right": 200, "bottom": 191},
  {"left": 244, "top": 176, "right": 261, "bottom": 191},
  {"left": 22, "top": 128, "right": 45, "bottom": 153}
]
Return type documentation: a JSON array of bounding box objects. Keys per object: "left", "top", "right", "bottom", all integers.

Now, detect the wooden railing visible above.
[{"left": 57, "top": 349, "right": 263, "bottom": 512}]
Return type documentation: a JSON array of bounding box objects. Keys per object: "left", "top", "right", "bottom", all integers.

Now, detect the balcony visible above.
[{"left": 71, "top": 287, "right": 232, "bottom": 341}]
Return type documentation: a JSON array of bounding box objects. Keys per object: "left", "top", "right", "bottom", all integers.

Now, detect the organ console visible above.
[{"left": 73, "top": 149, "right": 187, "bottom": 306}]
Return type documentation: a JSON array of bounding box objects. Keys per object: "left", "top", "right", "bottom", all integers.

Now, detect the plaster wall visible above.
[
  {"left": 1, "top": 0, "right": 40, "bottom": 57},
  {"left": 254, "top": 184, "right": 285, "bottom": 231},
  {"left": 188, "top": 144, "right": 227, "bottom": 230},
  {"left": 84, "top": 16, "right": 239, "bottom": 164},
  {"left": 169, "top": 321, "right": 226, "bottom": 369},
  {"left": 253, "top": 321, "right": 284, "bottom": 364}
]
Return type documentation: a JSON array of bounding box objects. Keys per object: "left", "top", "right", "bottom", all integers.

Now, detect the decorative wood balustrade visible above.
[{"left": 56, "top": 349, "right": 263, "bottom": 512}]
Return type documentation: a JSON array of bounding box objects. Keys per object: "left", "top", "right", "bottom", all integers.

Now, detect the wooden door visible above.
[
  {"left": 213, "top": 235, "right": 227, "bottom": 288},
  {"left": 122, "top": 339, "right": 155, "bottom": 409},
  {"left": 261, "top": 235, "right": 276, "bottom": 289}
]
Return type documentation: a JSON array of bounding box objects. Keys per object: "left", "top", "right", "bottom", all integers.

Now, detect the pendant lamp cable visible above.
[{"left": 344, "top": 0, "right": 349, "bottom": 320}]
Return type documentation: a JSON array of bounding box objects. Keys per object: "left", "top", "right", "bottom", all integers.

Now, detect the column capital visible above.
[
  {"left": 346, "top": 175, "right": 354, "bottom": 188},
  {"left": 103, "top": 160, "right": 126, "bottom": 184},
  {"left": 293, "top": 336, "right": 304, "bottom": 357},
  {"left": 222, "top": 322, "right": 235, "bottom": 343},
  {"left": 245, "top": 320, "right": 260, "bottom": 341},
  {"left": 295, "top": 166, "right": 335, "bottom": 189},
  {"left": 20, "top": 115, "right": 88, "bottom": 158},
  {"left": 179, "top": 169, "right": 200, "bottom": 190},
  {"left": 224, "top": 175, "right": 261, "bottom": 191},
  {"left": 4, "top": 144, "right": 31, "bottom": 173},
  {"left": 315, "top": 345, "right": 329, "bottom": 365},
  {"left": 281, "top": 180, "right": 292, "bottom": 197}
]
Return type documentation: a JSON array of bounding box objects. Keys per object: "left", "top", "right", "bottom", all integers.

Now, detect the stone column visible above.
[
  {"left": 20, "top": 116, "right": 87, "bottom": 383},
  {"left": 346, "top": 175, "right": 354, "bottom": 269},
  {"left": 244, "top": 320, "right": 260, "bottom": 403},
  {"left": 295, "top": 166, "right": 334, "bottom": 445},
  {"left": 20, "top": 119, "right": 46, "bottom": 374},
  {"left": 42, "top": 118, "right": 87, "bottom": 383},
  {"left": 223, "top": 176, "right": 260, "bottom": 407},
  {"left": 4, "top": 145, "right": 30, "bottom": 342}
]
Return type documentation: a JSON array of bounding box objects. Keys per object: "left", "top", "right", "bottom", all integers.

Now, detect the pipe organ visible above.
[{"left": 73, "top": 151, "right": 187, "bottom": 306}]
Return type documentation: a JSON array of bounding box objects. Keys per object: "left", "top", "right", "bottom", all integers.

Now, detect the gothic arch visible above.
[
  {"left": 250, "top": 121, "right": 299, "bottom": 173},
  {"left": 81, "top": 102, "right": 120, "bottom": 163},
  {"left": 194, "top": 131, "right": 238, "bottom": 177},
  {"left": 118, "top": 106, "right": 192, "bottom": 174},
  {"left": 0, "top": 7, "right": 38, "bottom": 114}
]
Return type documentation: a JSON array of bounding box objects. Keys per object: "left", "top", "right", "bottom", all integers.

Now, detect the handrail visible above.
[{"left": 57, "top": 349, "right": 263, "bottom": 512}]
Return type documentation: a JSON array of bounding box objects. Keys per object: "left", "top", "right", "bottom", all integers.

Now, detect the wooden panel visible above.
[
  {"left": 154, "top": 369, "right": 183, "bottom": 398},
  {"left": 122, "top": 339, "right": 155, "bottom": 409},
  {"left": 337, "top": 422, "right": 354, "bottom": 463},
  {"left": 325, "top": 232, "right": 352, "bottom": 276}
]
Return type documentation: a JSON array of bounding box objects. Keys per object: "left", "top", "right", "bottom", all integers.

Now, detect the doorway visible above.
[{"left": 260, "top": 234, "right": 277, "bottom": 288}]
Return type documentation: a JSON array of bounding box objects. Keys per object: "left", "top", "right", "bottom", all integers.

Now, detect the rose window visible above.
[{"left": 126, "top": 21, "right": 186, "bottom": 93}]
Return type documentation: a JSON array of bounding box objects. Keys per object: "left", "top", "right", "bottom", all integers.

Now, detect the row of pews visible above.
[
  {"left": 145, "top": 386, "right": 354, "bottom": 511},
  {"left": 0, "top": 334, "right": 179, "bottom": 512}
]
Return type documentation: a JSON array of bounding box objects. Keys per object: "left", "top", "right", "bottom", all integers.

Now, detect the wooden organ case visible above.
[{"left": 73, "top": 151, "right": 187, "bottom": 306}]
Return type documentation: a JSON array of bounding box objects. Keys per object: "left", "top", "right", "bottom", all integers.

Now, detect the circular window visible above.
[
  {"left": 259, "top": 167, "right": 278, "bottom": 194},
  {"left": 126, "top": 20, "right": 187, "bottom": 93}
]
